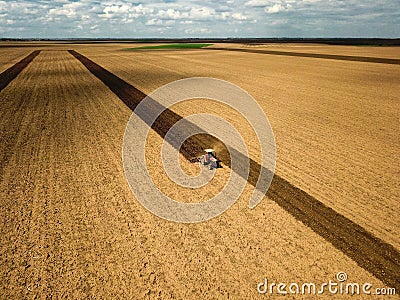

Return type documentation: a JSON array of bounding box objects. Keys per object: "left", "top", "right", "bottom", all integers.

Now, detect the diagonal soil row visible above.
[
  {"left": 68, "top": 50, "right": 400, "bottom": 290},
  {"left": 0, "top": 50, "right": 40, "bottom": 92},
  {"left": 208, "top": 47, "right": 400, "bottom": 65}
]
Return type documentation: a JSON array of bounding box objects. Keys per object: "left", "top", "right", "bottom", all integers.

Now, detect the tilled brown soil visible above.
[
  {"left": 207, "top": 47, "right": 400, "bottom": 65},
  {"left": 0, "top": 48, "right": 37, "bottom": 73},
  {"left": 209, "top": 43, "right": 400, "bottom": 59},
  {"left": 81, "top": 46, "right": 398, "bottom": 249},
  {"left": 69, "top": 50, "right": 400, "bottom": 290},
  {"left": 0, "top": 48, "right": 398, "bottom": 299},
  {"left": 0, "top": 51, "right": 40, "bottom": 92}
]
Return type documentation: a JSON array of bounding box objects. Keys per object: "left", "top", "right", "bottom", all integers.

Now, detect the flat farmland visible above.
[
  {"left": 209, "top": 43, "right": 400, "bottom": 59},
  {"left": 78, "top": 45, "right": 400, "bottom": 248},
  {"left": 0, "top": 44, "right": 399, "bottom": 298},
  {"left": 0, "top": 48, "right": 36, "bottom": 73}
]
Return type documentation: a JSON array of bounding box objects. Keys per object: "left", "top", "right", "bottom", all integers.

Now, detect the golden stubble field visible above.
[{"left": 0, "top": 43, "right": 399, "bottom": 299}]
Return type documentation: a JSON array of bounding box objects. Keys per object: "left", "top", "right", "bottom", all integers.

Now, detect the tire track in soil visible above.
[
  {"left": 208, "top": 47, "right": 400, "bottom": 65},
  {"left": 68, "top": 50, "right": 400, "bottom": 290},
  {"left": 0, "top": 50, "right": 41, "bottom": 182}
]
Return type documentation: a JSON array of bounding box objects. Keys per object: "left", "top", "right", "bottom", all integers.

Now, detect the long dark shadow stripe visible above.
[
  {"left": 207, "top": 47, "right": 400, "bottom": 65},
  {"left": 69, "top": 49, "right": 400, "bottom": 290},
  {"left": 0, "top": 50, "right": 41, "bottom": 92}
]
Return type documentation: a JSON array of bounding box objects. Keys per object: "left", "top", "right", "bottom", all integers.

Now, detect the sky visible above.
[{"left": 0, "top": 0, "right": 399, "bottom": 38}]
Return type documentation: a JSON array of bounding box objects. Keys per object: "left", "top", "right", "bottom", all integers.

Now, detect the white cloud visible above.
[
  {"left": 146, "top": 18, "right": 162, "bottom": 26},
  {"left": 246, "top": 0, "right": 293, "bottom": 12},
  {"left": 157, "top": 8, "right": 182, "bottom": 20},
  {"left": 265, "top": 2, "right": 292, "bottom": 13},
  {"left": 0, "top": 0, "right": 398, "bottom": 38},
  {"left": 145, "top": 18, "right": 175, "bottom": 26},
  {"left": 189, "top": 7, "right": 216, "bottom": 19},
  {"left": 184, "top": 27, "right": 211, "bottom": 34},
  {"left": 232, "top": 12, "right": 248, "bottom": 20},
  {"left": 155, "top": 6, "right": 222, "bottom": 21},
  {"left": 47, "top": 9, "right": 74, "bottom": 18},
  {"left": 48, "top": 2, "right": 83, "bottom": 18},
  {"left": 104, "top": 4, "right": 131, "bottom": 14},
  {"left": 130, "top": 4, "right": 154, "bottom": 15},
  {"left": 220, "top": 12, "right": 230, "bottom": 20},
  {"left": 100, "top": 3, "right": 152, "bottom": 20},
  {"left": 245, "top": 0, "right": 271, "bottom": 7}
]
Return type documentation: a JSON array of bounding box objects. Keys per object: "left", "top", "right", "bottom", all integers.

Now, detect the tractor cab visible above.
[{"left": 200, "top": 149, "right": 220, "bottom": 170}]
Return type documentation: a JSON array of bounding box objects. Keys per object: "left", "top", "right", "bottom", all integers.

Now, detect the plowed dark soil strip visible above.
[
  {"left": 69, "top": 50, "right": 400, "bottom": 290},
  {"left": 208, "top": 47, "right": 400, "bottom": 65},
  {"left": 0, "top": 50, "right": 40, "bottom": 92}
]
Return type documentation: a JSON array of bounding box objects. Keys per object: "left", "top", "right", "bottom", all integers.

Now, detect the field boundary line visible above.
[
  {"left": 0, "top": 50, "right": 41, "bottom": 92},
  {"left": 68, "top": 50, "right": 400, "bottom": 290},
  {"left": 207, "top": 47, "right": 400, "bottom": 65}
]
